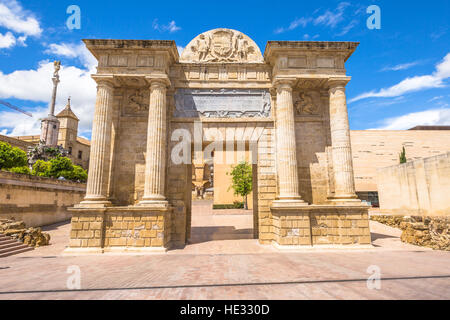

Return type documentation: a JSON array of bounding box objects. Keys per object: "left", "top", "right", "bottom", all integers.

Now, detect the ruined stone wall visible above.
[{"left": 0, "top": 171, "right": 86, "bottom": 227}]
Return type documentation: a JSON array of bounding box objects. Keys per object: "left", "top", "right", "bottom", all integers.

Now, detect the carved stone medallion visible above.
[
  {"left": 123, "top": 88, "right": 149, "bottom": 115},
  {"left": 180, "top": 28, "right": 264, "bottom": 63},
  {"left": 294, "top": 91, "right": 320, "bottom": 116}
]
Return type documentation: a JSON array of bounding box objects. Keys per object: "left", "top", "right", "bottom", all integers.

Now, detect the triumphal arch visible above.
[{"left": 68, "top": 29, "right": 371, "bottom": 253}]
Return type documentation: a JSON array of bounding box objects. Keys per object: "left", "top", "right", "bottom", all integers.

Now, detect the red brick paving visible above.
[{"left": 0, "top": 201, "right": 449, "bottom": 300}]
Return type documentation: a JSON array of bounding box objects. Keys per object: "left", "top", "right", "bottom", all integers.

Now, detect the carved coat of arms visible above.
[
  {"left": 210, "top": 30, "right": 234, "bottom": 60},
  {"left": 183, "top": 29, "right": 262, "bottom": 63}
]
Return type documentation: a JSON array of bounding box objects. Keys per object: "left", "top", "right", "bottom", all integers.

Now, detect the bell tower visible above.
[{"left": 56, "top": 97, "right": 79, "bottom": 152}]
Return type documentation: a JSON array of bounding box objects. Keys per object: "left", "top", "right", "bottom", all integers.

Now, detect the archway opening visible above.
[{"left": 187, "top": 141, "right": 257, "bottom": 245}]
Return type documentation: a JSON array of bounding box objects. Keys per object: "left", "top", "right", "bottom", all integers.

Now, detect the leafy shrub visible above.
[
  {"left": 8, "top": 166, "right": 31, "bottom": 175},
  {"left": 46, "top": 156, "right": 73, "bottom": 178},
  {"left": 0, "top": 142, "right": 28, "bottom": 170},
  {"left": 31, "top": 157, "right": 88, "bottom": 182},
  {"left": 32, "top": 160, "right": 51, "bottom": 177}
]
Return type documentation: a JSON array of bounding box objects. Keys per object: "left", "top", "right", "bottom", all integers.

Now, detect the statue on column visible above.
[{"left": 53, "top": 61, "right": 61, "bottom": 78}]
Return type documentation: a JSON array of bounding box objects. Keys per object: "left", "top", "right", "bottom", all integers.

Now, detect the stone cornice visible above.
[
  {"left": 83, "top": 39, "right": 179, "bottom": 63},
  {"left": 264, "top": 41, "right": 359, "bottom": 63}
]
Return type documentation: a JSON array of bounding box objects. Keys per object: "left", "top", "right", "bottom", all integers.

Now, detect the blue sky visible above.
[{"left": 0, "top": 0, "right": 449, "bottom": 138}]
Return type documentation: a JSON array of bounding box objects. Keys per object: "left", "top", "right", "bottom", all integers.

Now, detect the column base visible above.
[
  {"left": 77, "top": 200, "right": 112, "bottom": 208},
  {"left": 137, "top": 200, "right": 169, "bottom": 209},
  {"left": 327, "top": 195, "right": 366, "bottom": 206},
  {"left": 271, "top": 199, "right": 309, "bottom": 209}
]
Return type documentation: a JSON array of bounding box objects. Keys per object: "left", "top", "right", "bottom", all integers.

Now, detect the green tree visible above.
[
  {"left": 228, "top": 161, "right": 253, "bottom": 210},
  {"left": 0, "top": 141, "right": 28, "bottom": 170},
  {"left": 399, "top": 146, "right": 407, "bottom": 164}
]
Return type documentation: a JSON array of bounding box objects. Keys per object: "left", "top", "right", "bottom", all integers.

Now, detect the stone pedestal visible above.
[
  {"left": 66, "top": 206, "right": 172, "bottom": 254},
  {"left": 271, "top": 205, "right": 371, "bottom": 247},
  {"left": 40, "top": 116, "right": 60, "bottom": 147}
]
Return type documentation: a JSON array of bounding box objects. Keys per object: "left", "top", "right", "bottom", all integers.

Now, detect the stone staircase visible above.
[{"left": 0, "top": 233, "right": 34, "bottom": 258}]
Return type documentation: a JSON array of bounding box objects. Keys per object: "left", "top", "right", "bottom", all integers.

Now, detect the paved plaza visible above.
[{"left": 0, "top": 201, "right": 449, "bottom": 300}]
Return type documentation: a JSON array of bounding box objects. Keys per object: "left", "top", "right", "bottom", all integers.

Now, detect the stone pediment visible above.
[{"left": 180, "top": 28, "right": 264, "bottom": 63}]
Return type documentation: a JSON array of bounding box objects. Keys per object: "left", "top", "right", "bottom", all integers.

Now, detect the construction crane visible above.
[{"left": 0, "top": 100, "right": 33, "bottom": 117}]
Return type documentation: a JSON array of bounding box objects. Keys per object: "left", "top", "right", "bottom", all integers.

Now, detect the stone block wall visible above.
[
  {"left": 377, "top": 152, "right": 450, "bottom": 216},
  {"left": 69, "top": 209, "right": 172, "bottom": 250},
  {"left": 0, "top": 171, "right": 86, "bottom": 227},
  {"left": 256, "top": 126, "right": 277, "bottom": 244},
  {"left": 351, "top": 130, "right": 450, "bottom": 193},
  {"left": 310, "top": 209, "right": 371, "bottom": 245},
  {"left": 270, "top": 207, "right": 371, "bottom": 246},
  {"left": 295, "top": 120, "right": 332, "bottom": 204}
]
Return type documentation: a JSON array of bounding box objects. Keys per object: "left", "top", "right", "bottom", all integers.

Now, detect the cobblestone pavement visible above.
[{"left": 0, "top": 201, "right": 449, "bottom": 300}]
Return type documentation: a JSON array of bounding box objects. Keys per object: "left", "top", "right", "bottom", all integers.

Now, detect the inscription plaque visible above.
[{"left": 174, "top": 88, "right": 271, "bottom": 118}]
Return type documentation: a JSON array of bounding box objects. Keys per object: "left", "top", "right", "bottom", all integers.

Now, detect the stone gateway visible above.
[{"left": 67, "top": 28, "right": 371, "bottom": 253}]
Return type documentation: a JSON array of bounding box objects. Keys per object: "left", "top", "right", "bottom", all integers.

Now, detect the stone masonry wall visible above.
[
  {"left": 271, "top": 207, "right": 370, "bottom": 246},
  {"left": 377, "top": 152, "right": 450, "bottom": 216},
  {"left": 69, "top": 210, "right": 172, "bottom": 249},
  {"left": 256, "top": 126, "right": 277, "bottom": 244},
  {"left": 351, "top": 130, "right": 450, "bottom": 192},
  {"left": 0, "top": 171, "right": 86, "bottom": 227}
]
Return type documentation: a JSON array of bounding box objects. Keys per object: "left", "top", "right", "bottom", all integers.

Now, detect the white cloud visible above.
[
  {"left": 381, "top": 61, "right": 421, "bottom": 72},
  {"left": 350, "top": 53, "right": 450, "bottom": 103},
  {"left": 336, "top": 19, "right": 358, "bottom": 36},
  {"left": 371, "top": 108, "right": 450, "bottom": 130},
  {"left": 0, "top": 31, "right": 15, "bottom": 48},
  {"left": 177, "top": 46, "right": 184, "bottom": 56},
  {"left": 45, "top": 42, "right": 97, "bottom": 70},
  {"left": 429, "top": 96, "right": 444, "bottom": 102},
  {"left": 275, "top": 2, "right": 351, "bottom": 34},
  {"left": 0, "top": 60, "right": 97, "bottom": 136},
  {"left": 0, "top": 0, "right": 41, "bottom": 49},
  {"left": 152, "top": 19, "right": 181, "bottom": 33},
  {"left": 314, "top": 2, "right": 349, "bottom": 28}
]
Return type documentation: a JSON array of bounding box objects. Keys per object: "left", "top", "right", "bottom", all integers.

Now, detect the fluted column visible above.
[
  {"left": 328, "top": 79, "right": 358, "bottom": 201},
  {"left": 273, "top": 81, "right": 306, "bottom": 205},
  {"left": 81, "top": 78, "right": 114, "bottom": 206},
  {"left": 139, "top": 79, "right": 169, "bottom": 207}
]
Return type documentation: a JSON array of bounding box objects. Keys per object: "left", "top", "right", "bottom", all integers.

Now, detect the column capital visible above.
[
  {"left": 273, "top": 79, "right": 296, "bottom": 92},
  {"left": 145, "top": 76, "right": 171, "bottom": 89},
  {"left": 327, "top": 77, "right": 351, "bottom": 91},
  {"left": 92, "top": 75, "right": 115, "bottom": 89}
]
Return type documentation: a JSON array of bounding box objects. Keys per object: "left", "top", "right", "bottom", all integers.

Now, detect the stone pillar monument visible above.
[
  {"left": 139, "top": 78, "right": 170, "bottom": 208},
  {"left": 272, "top": 80, "right": 307, "bottom": 207},
  {"left": 80, "top": 77, "right": 114, "bottom": 207},
  {"left": 328, "top": 78, "right": 359, "bottom": 202},
  {"left": 40, "top": 61, "right": 61, "bottom": 147}
]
